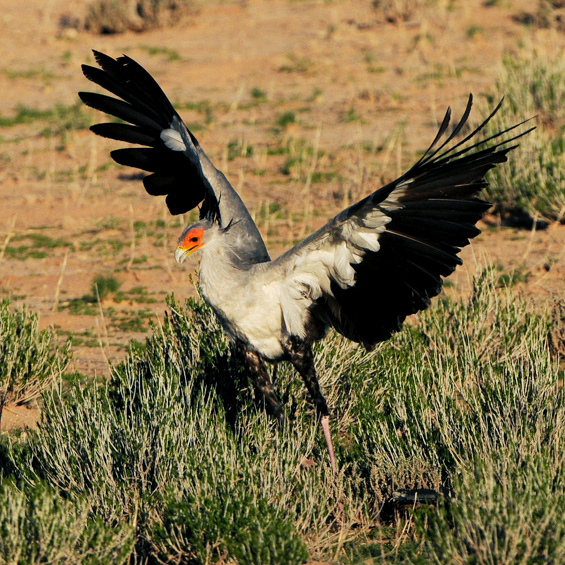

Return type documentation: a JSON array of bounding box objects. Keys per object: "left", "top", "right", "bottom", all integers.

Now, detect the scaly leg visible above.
[
  {"left": 282, "top": 335, "right": 337, "bottom": 472},
  {"left": 236, "top": 343, "right": 285, "bottom": 424}
]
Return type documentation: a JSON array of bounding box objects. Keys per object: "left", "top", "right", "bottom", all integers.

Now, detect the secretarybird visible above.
[{"left": 79, "top": 51, "right": 531, "bottom": 471}]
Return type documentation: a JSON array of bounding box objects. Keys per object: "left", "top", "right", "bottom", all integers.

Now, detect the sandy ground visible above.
[{"left": 0, "top": 0, "right": 563, "bottom": 430}]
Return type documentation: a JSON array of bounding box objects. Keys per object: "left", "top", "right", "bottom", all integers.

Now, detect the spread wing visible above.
[
  {"left": 79, "top": 50, "right": 268, "bottom": 263},
  {"left": 272, "top": 95, "right": 533, "bottom": 348}
]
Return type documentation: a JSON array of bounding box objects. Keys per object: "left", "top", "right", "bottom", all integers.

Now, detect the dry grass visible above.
[{"left": 84, "top": 0, "right": 202, "bottom": 34}]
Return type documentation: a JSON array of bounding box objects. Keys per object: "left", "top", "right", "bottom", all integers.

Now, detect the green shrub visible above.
[
  {"left": 0, "top": 299, "right": 70, "bottom": 410},
  {"left": 421, "top": 447, "right": 565, "bottom": 563},
  {"left": 3, "top": 267, "right": 562, "bottom": 561},
  {"left": 0, "top": 480, "right": 133, "bottom": 564},
  {"left": 277, "top": 111, "right": 296, "bottom": 128},
  {"left": 155, "top": 490, "right": 308, "bottom": 564},
  {"left": 485, "top": 52, "right": 565, "bottom": 222},
  {"left": 92, "top": 274, "right": 121, "bottom": 300}
]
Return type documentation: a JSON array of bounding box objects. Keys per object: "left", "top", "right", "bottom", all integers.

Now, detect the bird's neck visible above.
[
  {"left": 200, "top": 154, "right": 270, "bottom": 263},
  {"left": 197, "top": 242, "right": 249, "bottom": 318}
]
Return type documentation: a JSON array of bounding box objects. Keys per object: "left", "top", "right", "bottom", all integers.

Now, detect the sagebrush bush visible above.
[
  {"left": 0, "top": 480, "right": 133, "bottom": 564},
  {"left": 421, "top": 446, "right": 565, "bottom": 563},
  {"left": 92, "top": 274, "right": 121, "bottom": 300},
  {"left": 0, "top": 299, "right": 71, "bottom": 410},
  {"left": 85, "top": 0, "right": 201, "bottom": 34},
  {"left": 372, "top": 0, "right": 426, "bottom": 23},
  {"left": 484, "top": 51, "right": 565, "bottom": 222},
  {"left": 3, "top": 267, "right": 563, "bottom": 561}
]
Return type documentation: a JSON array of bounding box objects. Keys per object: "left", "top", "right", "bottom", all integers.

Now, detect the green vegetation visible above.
[
  {"left": 106, "top": 306, "right": 154, "bottom": 333},
  {"left": 56, "top": 328, "right": 101, "bottom": 349},
  {"left": 0, "top": 481, "right": 133, "bottom": 563},
  {"left": 92, "top": 274, "right": 121, "bottom": 300},
  {"left": 342, "top": 107, "right": 361, "bottom": 123},
  {"left": 0, "top": 102, "right": 90, "bottom": 134},
  {"left": 79, "top": 237, "right": 125, "bottom": 258},
  {"left": 485, "top": 51, "right": 565, "bottom": 223},
  {"left": 268, "top": 136, "right": 325, "bottom": 182},
  {"left": 276, "top": 111, "right": 296, "bottom": 128},
  {"left": 250, "top": 86, "right": 267, "bottom": 101},
  {"left": 279, "top": 53, "right": 313, "bottom": 74},
  {"left": 0, "top": 300, "right": 70, "bottom": 414},
  {"left": 1, "top": 267, "right": 563, "bottom": 561},
  {"left": 3, "top": 233, "right": 72, "bottom": 261},
  {"left": 61, "top": 274, "right": 121, "bottom": 316},
  {"left": 227, "top": 139, "right": 254, "bottom": 161},
  {"left": 85, "top": 0, "right": 201, "bottom": 34},
  {"left": 176, "top": 99, "right": 215, "bottom": 128},
  {"left": 139, "top": 45, "right": 181, "bottom": 61},
  {"left": 2, "top": 66, "right": 55, "bottom": 81},
  {"left": 60, "top": 278, "right": 155, "bottom": 336},
  {"left": 466, "top": 24, "right": 483, "bottom": 37}
]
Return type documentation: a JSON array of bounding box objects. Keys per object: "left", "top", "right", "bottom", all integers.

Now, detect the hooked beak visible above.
[
  {"left": 175, "top": 244, "right": 201, "bottom": 264},
  {"left": 175, "top": 246, "right": 189, "bottom": 264}
]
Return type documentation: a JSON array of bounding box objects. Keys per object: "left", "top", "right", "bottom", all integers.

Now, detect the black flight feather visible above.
[
  {"left": 90, "top": 123, "right": 158, "bottom": 146},
  {"left": 79, "top": 51, "right": 208, "bottom": 217},
  {"left": 316, "top": 96, "right": 533, "bottom": 348}
]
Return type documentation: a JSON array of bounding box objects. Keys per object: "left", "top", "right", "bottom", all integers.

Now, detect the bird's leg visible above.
[
  {"left": 236, "top": 343, "right": 285, "bottom": 424},
  {"left": 282, "top": 336, "right": 337, "bottom": 472}
]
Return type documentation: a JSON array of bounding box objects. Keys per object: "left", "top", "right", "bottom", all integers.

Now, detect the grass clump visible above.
[
  {"left": 155, "top": 491, "right": 308, "bottom": 563},
  {"left": 251, "top": 86, "right": 267, "bottom": 101},
  {"left": 92, "top": 274, "right": 121, "bottom": 300},
  {"left": 85, "top": 0, "right": 201, "bottom": 34},
  {"left": 372, "top": 0, "right": 427, "bottom": 23},
  {"left": 277, "top": 111, "right": 296, "bottom": 128},
  {"left": 139, "top": 45, "right": 182, "bottom": 61},
  {"left": 4, "top": 233, "right": 72, "bottom": 261},
  {"left": 484, "top": 51, "right": 565, "bottom": 223},
  {"left": 0, "top": 102, "right": 90, "bottom": 133},
  {"left": 0, "top": 299, "right": 71, "bottom": 413},
  {"left": 61, "top": 274, "right": 121, "bottom": 315}
]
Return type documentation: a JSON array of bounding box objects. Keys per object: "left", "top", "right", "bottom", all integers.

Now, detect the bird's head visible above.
[{"left": 175, "top": 219, "right": 215, "bottom": 264}]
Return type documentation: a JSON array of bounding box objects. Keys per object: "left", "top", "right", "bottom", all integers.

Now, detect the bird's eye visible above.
[{"left": 190, "top": 236, "right": 199, "bottom": 242}]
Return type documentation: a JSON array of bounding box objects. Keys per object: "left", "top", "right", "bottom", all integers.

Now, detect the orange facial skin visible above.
[
  {"left": 175, "top": 227, "right": 205, "bottom": 264},
  {"left": 180, "top": 227, "right": 204, "bottom": 253}
]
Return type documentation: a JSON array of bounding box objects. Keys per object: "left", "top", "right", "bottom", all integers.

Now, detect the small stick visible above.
[
  {"left": 126, "top": 203, "right": 135, "bottom": 271},
  {"left": 0, "top": 215, "right": 17, "bottom": 261},
  {"left": 52, "top": 249, "right": 69, "bottom": 312}
]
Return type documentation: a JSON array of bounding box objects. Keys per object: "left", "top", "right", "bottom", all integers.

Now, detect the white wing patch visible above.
[
  {"left": 274, "top": 202, "right": 398, "bottom": 337},
  {"left": 160, "top": 128, "right": 186, "bottom": 151}
]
